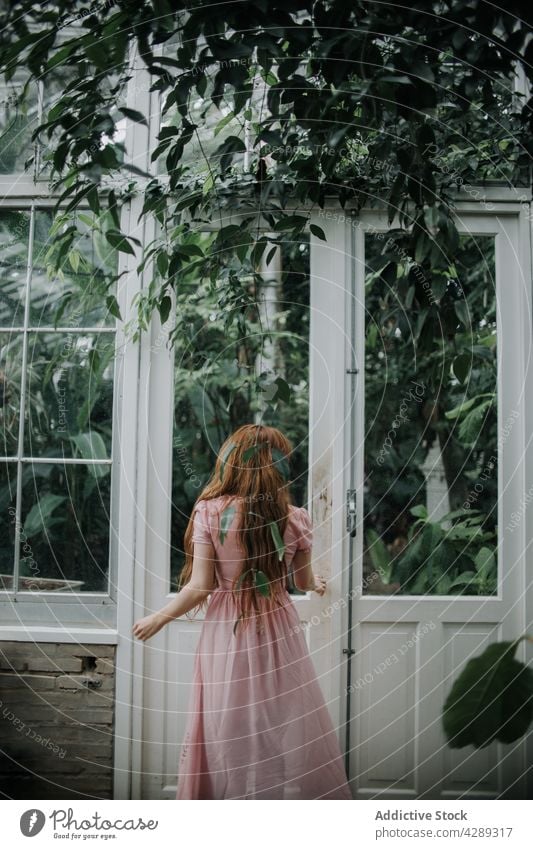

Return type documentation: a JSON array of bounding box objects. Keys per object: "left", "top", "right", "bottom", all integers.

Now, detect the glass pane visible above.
[
  {"left": 363, "top": 233, "right": 497, "bottom": 596},
  {"left": 25, "top": 332, "right": 115, "bottom": 458},
  {"left": 0, "top": 333, "right": 23, "bottom": 456},
  {"left": 30, "top": 211, "right": 118, "bottom": 328},
  {"left": 0, "top": 77, "right": 38, "bottom": 174},
  {"left": 170, "top": 236, "right": 310, "bottom": 591},
  {"left": 0, "top": 210, "right": 30, "bottom": 328},
  {"left": 19, "top": 462, "right": 110, "bottom": 592},
  {"left": 0, "top": 460, "right": 17, "bottom": 587}
]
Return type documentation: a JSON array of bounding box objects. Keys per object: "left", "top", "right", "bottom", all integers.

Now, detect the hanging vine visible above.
[{"left": 0, "top": 0, "right": 532, "bottom": 357}]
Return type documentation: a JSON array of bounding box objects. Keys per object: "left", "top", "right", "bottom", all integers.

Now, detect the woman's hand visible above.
[
  {"left": 313, "top": 575, "right": 327, "bottom": 596},
  {"left": 132, "top": 613, "right": 166, "bottom": 642}
]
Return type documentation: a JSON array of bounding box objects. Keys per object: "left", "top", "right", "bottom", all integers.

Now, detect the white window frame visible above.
[{"left": 0, "top": 60, "right": 156, "bottom": 639}]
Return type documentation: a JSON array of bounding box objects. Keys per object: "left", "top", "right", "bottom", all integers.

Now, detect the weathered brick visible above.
[
  {"left": 55, "top": 674, "right": 109, "bottom": 691},
  {"left": 69, "top": 645, "right": 116, "bottom": 659},
  {"left": 0, "top": 640, "right": 115, "bottom": 799},
  {"left": 20, "top": 725, "right": 112, "bottom": 743},
  {"left": 2, "top": 705, "right": 61, "bottom": 723},
  {"left": 94, "top": 658, "right": 114, "bottom": 675},
  {"left": 0, "top": 689, "right": 54, "bottom": 708},
  {"left": 0, "top": 673, "right": 57, "bottom": 691},
  {"left": 27, "top": 656, "right": 84, "bottom": 673},
  {"left": 67, "top": 742, "right": 112, "bottom": 757},
  {"left": 97, "top": 675, "right": 115, "bottom": 692},
  {"left": 0, "top": 655, "right": 30, "bottom": 672},
  {"left": 63, "top": 709, "right": 114, "bottom": 724},
  {"left": 21, "top": 756, "right": 85, "bottom": 774}
]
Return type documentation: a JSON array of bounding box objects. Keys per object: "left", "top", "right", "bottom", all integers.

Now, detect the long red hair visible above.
[{"left": 179, "top": 423, "right": 294, "bottom": 629}]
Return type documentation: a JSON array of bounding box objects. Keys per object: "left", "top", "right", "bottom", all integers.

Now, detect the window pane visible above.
[
  {"left": 30, "top": 211, "right": 118, "bottom": 328},
  {"left": 0, "top": 78, "right": 38, "bottom": 174},
  {"left": 19, "top": 462, "right": 110, "bottom": 592},
  {"left": 0, "top": 333, "right": 23, "bottom": 456},
  {"left": 25, "top": 332, "right": 115, "bottom": 458},
  {"left": 170, "top": 236, "right": 310, "bottom": 591},
  {"left": 0, "top": 460, "right": 17, "bottom": 587},
  {"left": 0, "top": 210, "right": 30, "bottom": 328},
  {"left": 363, "top": 233, "right": 497, "bottom": 596}
]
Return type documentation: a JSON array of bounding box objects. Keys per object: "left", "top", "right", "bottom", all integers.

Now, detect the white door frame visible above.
[
  {"left": 310, "top": 197, "right": 532, "bottom": 799},
  {"left": 129, "top": 221, "right": 347, "bottom": 799},
  {"left": 115, "top": 190, "right": 532, "bottom": 798}
]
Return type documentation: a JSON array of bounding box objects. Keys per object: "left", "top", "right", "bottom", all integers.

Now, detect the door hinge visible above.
[{"left": 346, "top": 489, "right": 357, "bottom": 537}]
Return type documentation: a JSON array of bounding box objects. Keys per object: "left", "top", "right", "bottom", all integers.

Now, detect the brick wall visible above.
[{"left": 0, "top": 641, "right": 116, "bottom": 799}]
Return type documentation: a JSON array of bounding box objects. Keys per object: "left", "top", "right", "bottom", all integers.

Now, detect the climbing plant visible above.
[{"left": 1, "top": 0, "right": 532, "bottom": 354}]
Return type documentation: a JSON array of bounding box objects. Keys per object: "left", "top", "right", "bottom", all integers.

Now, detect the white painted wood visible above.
[
  {"left": 112, "top": 54, "right": 159, "bottom": 800},
  {"left": 519, "top": 200, "right": 533, "bottom": 801},
  {"left": 137, "top": 218, "right": 344, "bottom": 798},
  {"left": 309, "top": 209, "right": 353, "bottom": 743},
  {"left": 0, "top": 627, "right": 118, "bottom": 643},
  {"left": 343, "top": 208, "right": 530, "bottom": 799}
]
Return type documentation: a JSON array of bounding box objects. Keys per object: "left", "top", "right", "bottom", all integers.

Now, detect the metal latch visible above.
[{"left": 346, "top": 489, "right": 357, "bottom": 537}]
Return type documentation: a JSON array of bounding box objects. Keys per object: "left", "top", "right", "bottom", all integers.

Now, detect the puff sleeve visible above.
[
  {"left": 295, "top": 506, "right": 313, "bottom": 552},
  {"left": 191, "top": 500, "right": 212, "bottom": 545}
]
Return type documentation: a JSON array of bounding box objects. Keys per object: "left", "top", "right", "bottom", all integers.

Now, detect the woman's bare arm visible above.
[
  {"left": 132, "top": 542, "right": 216, "bottom": 641},
  {"left": 291, "top": 548, "right": 326, "bottom": 595}
]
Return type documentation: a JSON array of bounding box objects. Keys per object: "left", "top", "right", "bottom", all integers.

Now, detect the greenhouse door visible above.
[
  {"left": 130, "top": 242, "right": 345, "bottom": 800},
  {"left": 314, "top": 200, "right": 531, "bottom": 800}
]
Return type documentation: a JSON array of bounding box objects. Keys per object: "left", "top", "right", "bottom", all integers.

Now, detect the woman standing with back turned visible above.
[{"left": 133, "top": 423, "right": 352, "bottom": 800}]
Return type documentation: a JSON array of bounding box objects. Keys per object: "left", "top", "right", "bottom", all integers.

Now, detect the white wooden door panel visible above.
[{"left": 342, "top": 207, "right": 530, "bottom": 800}]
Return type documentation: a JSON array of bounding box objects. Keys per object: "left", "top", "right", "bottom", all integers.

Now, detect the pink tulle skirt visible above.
[{"left": 176, "top": 588, "right": 352, "bottom": 800}]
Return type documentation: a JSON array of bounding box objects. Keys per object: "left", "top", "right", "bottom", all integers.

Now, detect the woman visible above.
[{"left": 133, "top": 423, "right": 352, "bottom": 800}]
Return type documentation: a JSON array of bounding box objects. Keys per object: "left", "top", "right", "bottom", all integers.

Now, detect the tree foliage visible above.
[{"left": 1, "top": 0, "right": 532, "bottom": 345}]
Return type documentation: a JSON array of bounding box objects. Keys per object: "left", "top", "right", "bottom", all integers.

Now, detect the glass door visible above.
[{"left": 346, "top": 207, "right": 528, "bottom": 799}]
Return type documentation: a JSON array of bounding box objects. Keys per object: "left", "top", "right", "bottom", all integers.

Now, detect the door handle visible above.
[{"left": 346, "top": 489, "right": 357, "bottom": 537}]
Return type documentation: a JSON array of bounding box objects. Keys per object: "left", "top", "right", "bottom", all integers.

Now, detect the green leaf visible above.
[
  {"left": 235, "top": 568, "right": 252, "bottom": 591},
  {"left": 269, "top": 521, "right": 286, "bottom": 561},
  {"left": 271, "top": 447, "right": 290, "bottom": 480},
  {"left": 442, "top": 639, "right": 533, "bottom": 748},
  {"left": 273, "top": 377, "right": 291, "bottom": 403},
  {"left": 219, "top": 442, "right": 237, "bottom": 481},
  {"left": 70, "top": 432, "right": 110, "bottom": 478},
  {"left": 457, "top": 398, "right": 494, "bottom": 444},
  {"left": 24, "top": 494, "right": 67, "bottom": 537},
  {"left": 214, "top": 111, "right": 235, "bottom": 136},
  {"left": 447, "top": 572, "right": 477, "bottom": 590},
  {"left": 445, "top": 394, "right": 493, "bottom": 420},
  {"left": 105, "top": 229, "right": 135, "bottom": 255},
  {"left": 365, "top": 528, "right": 393, "bottom": 584},
  {"left": 45, "top": 43, "right": 76, "bottom": 71},
  {"left": 106, "top": 294, "right": 122, "bottom": 320},
  {"left": 410, "top": 504, "right": 428, "bottom": 519},
  {"left": 219, "top": 504, "right": 236, "bottom": 545},
  {"left": 309, "top": 223, "right": 327, "bottom": 241},
  {"left": 452, "top": 353, "right": 471, "bottom": 384},
  {"left": 157, "top": 251, "right": 169, "bottom": 276},
  {"left": 68, "top": 249, "right": 81, "bottom": 273},
  {"left": 202, "top": 172, "right": 214, "bottom": 195},
  {"left": 254, "top": 569, "right": 270, "bottom": 597},
  {"left": 454, "top": 299, "right": 470, "bottom": 328},
  {"left": 158, "top": 295, "right": 172, "bottom": 325},
  {"left": 474, "top": 546, "right": 495, "bottom": 578},
  {"left": 119, "top": 107, "right": 148, "bottom": 126},
  {"left": 242, "top": 444, "right": 258, "bottom": 462}
]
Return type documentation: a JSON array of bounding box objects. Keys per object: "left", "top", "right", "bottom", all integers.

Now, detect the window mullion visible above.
[{"left": 13, "top": 202, "right": 36, "bottom": 594}]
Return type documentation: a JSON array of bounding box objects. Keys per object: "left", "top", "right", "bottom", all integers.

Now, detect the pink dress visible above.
[{"left": 175, "top": 495, "right": 353, "bottom": 800}]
